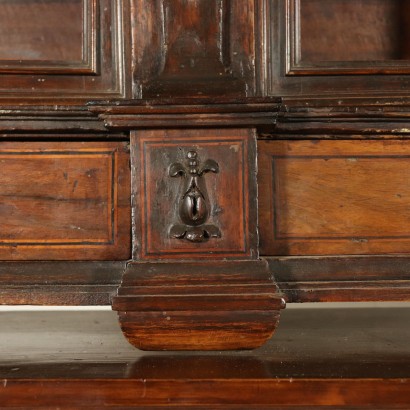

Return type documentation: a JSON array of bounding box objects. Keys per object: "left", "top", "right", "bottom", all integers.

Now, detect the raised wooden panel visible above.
[
  {"left": 286, "top": 0, "right": 410, "bottom": 75},
  {"left": 259, "top": 140, "right": 410, "bottom": 255},
  {"left": 133, "top": 0, "right": 255, "bottom": 97},
  {"left": 0, "top": 141, "right": 130, "bottom": 260},
  {"left": 131, "top": 129, "right": 258, "bottom": 260},
  {"left": 263, "top": 0, "right": 410, "bottom": 96},
  {"left": 0, "top": 0, "right": 130, "bottom": 101},
  {"left": 0, "top": 0, "right": 97, "bottom": 74}
]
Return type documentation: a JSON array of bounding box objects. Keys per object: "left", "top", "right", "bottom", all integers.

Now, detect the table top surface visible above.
[{"left": 0, "top": 306, "right": 409, "bottom": 379}]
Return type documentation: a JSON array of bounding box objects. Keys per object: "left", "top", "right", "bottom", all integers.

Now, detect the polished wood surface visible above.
[
  {"left": 0, "top": 0, "right": 130, "bottom": 100},
  {"left": 0, "top": 0, "right": 85, "bottom": 65},
  {"left": 271, "top": 256, "right": 410, "bottom": 302},
  {"left": 113, "top": 260, "right": 283, "bottom": 350},
  {"left": 299, "top": 0, "right": 406, "bottom": 62},
  {"left": 259, "top": 140, "right": 410, "bottom": 255},
  {"left": 0, "top": 307, "right": 409, "bottom": 408},
  {"left": 131, "top": 128, "right": 257, "bottom": 259},
  {"left": 0, "top": 0, "right": 409, "bottom": 358},
  {"left": 0, "top": 141, "right": 130, "bottom": 260},
  {"left": 133, "top": 0, "right": 255, "bottom": 97},
  {"left": 265, "top": 0, "right": 410, "bottom": 94}
]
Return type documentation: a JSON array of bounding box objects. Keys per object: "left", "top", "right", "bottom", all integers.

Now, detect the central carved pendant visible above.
[{"left": 169, "top": 150, "right": 221, "bottom": 243}]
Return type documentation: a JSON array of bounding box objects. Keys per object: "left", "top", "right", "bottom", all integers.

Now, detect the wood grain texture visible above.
[
  {"left": 113, "top": 260, "right": 284, "bottom": 350},
  {"left": 0, "top": 141, "right": 130, "bottom": 260},
  {"left": 259, "top": 140, "right": 410, "bottom": 255},
  {"left": 262, "top": 0, "right": 410, "bottom": 96},
  {"left": 89, "top": 97, "right": 281, "bottom": 129},
  {"left": 0, "top": 0, "right": 97, "bottom": 75},
  {"left": 132, "top": 0, "right": 255, "bottom": 97},
  {"left": 0, "top": 0, "right": 131, "bottom": 102},
  {"left": 272, "top": 98, "right": 410, "bottom": 136},
  {"left": 286, "top": 0, "right": 410, "bottom": 75},
  {"left": 0, "top": 261, "right": 124, "bottom": 305},
  {"left": 131, "top": 128, "right": 258, "bottom": 260},
  {"left": 270, "top": 256, "right": 410, "bottom": 302},
  {"left": 0, "top": 308, "right": 409, "bottom": 408}
]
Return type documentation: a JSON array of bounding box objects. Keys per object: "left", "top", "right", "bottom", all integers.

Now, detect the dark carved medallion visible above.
[{"left": 169, "top": 150, "right": 221, "bottom": 243}]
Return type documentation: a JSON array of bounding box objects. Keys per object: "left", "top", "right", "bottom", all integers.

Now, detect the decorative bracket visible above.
[{"left": 169, "top": 150, "right": 221, "bottom": 243}]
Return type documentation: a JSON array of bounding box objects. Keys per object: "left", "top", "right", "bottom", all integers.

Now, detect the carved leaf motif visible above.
[
  {"left": 204, "top": 224, "right": 221, "bottom": 238},
  {"left": 169, "top": 224, "right": 187, "bottom": 238},
  {"left": 199, "top": 159, "right": 219, "bottom": 176},
  {"left": 168, "top": 151, "right": 221, "bottom": 243},
  {"left": 169, "top": 162, "right": 186, "bottom": 177}
]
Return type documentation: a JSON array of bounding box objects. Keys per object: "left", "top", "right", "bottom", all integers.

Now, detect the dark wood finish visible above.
[
  {"left": 132, "top": 0, "right": 256, "bottom": 98},
  {"left": 0, "top": 261, "right": 124, "bottom": 305},
  {"left": 0, "top": 141, "right": 131, "bottom": 260},
  {"left": 0, "top": 308, "right": 409, "bottom": 408},
  {"left": 287, "top": 0, "right": 410, "bottom": 75},
  {"left": 0, "top": 0, "right": 131, "bottom": 102},
  {"left": 113, "top": 260, "right": 284, "bottom": 350},
  {"left": 258, "top": 139, "right": 410, "bottom": 255},
  {"left": 0, "top": 0, "right": 97, "bottom": 75},
  {"left": 270, "top": 256, "right": 410, "bottom": 302},
  {"left": 262, "top": 0, "right": 410, "bottom": 96},
  {"left": 89, "top": 97, "right": 281, "bottom": 128},
  {"left": 91, "top": 101, "right": 286, "bottom": 350},
  {"left": 131, "top": 128, "right": 258, "bottom": 259},
  {"left": 1, "top": 0, "right": 410, "bottom": 360},
  {"left": 273, "top": 97, "right": 410, "bottom": 136}
]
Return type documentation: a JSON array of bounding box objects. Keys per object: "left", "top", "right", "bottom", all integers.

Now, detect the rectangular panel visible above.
[
  {"left": 132, "top": 129, "right": 257, "bottom": 260},
  {"left": 286, "top": 0, "right": 410, "bottom": 75},
  {"left": 259, "top": 140, "right": 410, "bottom": 255},
  {"left": 0, "top": 0, "right": 97, "bottom": 74},
  {"left": 0, "top": 141, "right": 130, "bottom": 260},
  {"left": 133, "top": 0, "right": 254, "bottom": 97},
  {"left": 0, "top": 0, "right": 129, "bottom": 100}
]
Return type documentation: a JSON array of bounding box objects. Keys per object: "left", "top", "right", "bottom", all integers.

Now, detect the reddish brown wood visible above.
[
  {"left": 287, "top": 0, "right": 410, "bottom": 75},
  {"left": 258, "top": 139, "right": 410, "bottom": 256},
  {"left": 262, "top": 0, "right": 410, "bottom": 96},
  {"left": 0, "top": 0, "right": 410, "bottom": 362},
  {"left": 0, "top": 0, "right": 97, "bottom": 75},
  {"left": 0, "top": 308, "right": 409, "bottom": 408},
  {"left": 113, "top": 260, "right": 284, "bottom": 350},
  {"left": 0, "top": 261, "right": 124, "bottom": 305},
  {"left": 132, "top": 0, "right": 256, "bottom": 97},
  {"left": 271, "top": 256, "right": 410, "bottom": 302},
  {"left": 131, "top": 128, "right": 258, "bottom": 260},
  {"left": 0, "top": 0, "right": 131, "bottom": 102},
  {"left": 0, "top": 141, "right": 131, "bottom": 260}
]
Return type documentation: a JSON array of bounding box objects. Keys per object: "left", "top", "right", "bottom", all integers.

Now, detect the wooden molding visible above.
[
  {"left": 0, "top": 261, "right": 124, "bottom": 305},
  {"left": 88, "top": 97, "right": 281, "bottom": 129},
  {"left": 270, "top": 256, "right": 410, "bottom": 303},
  {"left": 112, "top": 260, "right": 285, "bottom": 350}
]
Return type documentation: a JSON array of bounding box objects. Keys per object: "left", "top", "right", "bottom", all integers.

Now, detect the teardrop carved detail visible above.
[{"left": 169, "top": 150, "right": 221, "bottom": 243}]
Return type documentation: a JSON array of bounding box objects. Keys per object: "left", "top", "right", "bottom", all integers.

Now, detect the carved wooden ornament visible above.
[{"left": 169, "top": 150, "right": 221, "bottom": 243}]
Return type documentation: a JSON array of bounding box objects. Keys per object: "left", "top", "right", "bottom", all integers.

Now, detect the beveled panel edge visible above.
[
  {"left": 130, "top": 129, "right": 259, "bottom": 260},
  {"left": 0, "top": 141, "right": 131, "bottom": 261},
  {"left": 0, "top": 0, "right": 130, "bottom": 103},
  {"left": 285, "top": 0, "right": 410, "bottom": 76},
  {"left": 258, "top": 139, "right": 410, "bottom": 256},
  {"left": 0, "top": 0, "right": 99, "bottom": 75}
]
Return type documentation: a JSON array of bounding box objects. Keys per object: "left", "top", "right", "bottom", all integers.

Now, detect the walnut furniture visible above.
[{"left": 0, "top": 0, "right": 409, "bottom": 351}]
